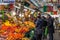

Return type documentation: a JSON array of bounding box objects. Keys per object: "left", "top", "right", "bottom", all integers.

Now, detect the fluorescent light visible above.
[
  {"left": 14, "top": 5, "right": 20, "bottom": 9},
  {"left": 30, "top": 0, "right": 39, "bottom": 7},
  {"left": 11, "top": 11, "right": 16, "bottom": 16},
  {"left": 0, "top": 15, "right": 2, "bottom": 17},
  {"left": 0, "top": 3, "right": 9, "bottom": 5},
  {"left": 19, "top": 14, "right": 21, "bottom": 17},
  {"left": 24, "top": 6, "right": 35, "bottom": 11}
]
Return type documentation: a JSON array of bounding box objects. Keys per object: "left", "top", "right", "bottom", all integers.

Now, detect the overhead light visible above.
[
  {"left": 22, "top": 14, "right": 24, "bottom": 17},
  {"left": 30, "top": 0, "right": 39, "bottom": 7},
  {"left": 18, "top": 3, "right": 21, "bottom": 6},
  {"left": 0, "top": 3, "right": 9, "bottom": 5},
  {"left": 14, "top": 5, "right": 20, "bottom": 9},
  {"left": 0, "top": 15, "right": 2, "bottom": 17},
  {"left": 12, "top": 11, "right": 16, "bottom": 16},
  {"left": 24, "top": 9, "right": 27, "bottom": 12},
  {"left": 31, "top": 11, "right": 34, "bottom": 14},
  {"left": 28, "top": 15, "right": 30, "bottom": 17},
  {"left": 19, "top": 14, "right": 24, "bottom": 17},
  {"left": 19, "top": 14, "right": 21, "bottom": 17}
]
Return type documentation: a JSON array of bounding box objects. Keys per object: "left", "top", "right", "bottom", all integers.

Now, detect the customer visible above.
[
  {"left": 46, "top": 14, "right": 54, "bottom": 40},
  {"left": 42, "top": 16, "right": 47, "bottom": 39},
  {"left": 42, "top": 16, "right": 47, "bottom": 28},
  {"left": 54, "top": 17, "right": 59, "bottom": 29},
  {"left": 34, "top": 15, "right": 43, "bottom": 40}
]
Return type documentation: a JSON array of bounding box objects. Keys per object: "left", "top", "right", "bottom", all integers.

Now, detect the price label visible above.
[{"left": 3, "top": 0, "right": 15, "bottom": 3}]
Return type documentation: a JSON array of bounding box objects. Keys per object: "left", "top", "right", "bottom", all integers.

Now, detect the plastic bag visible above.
[{"left": 44, "top": 27, "right": 48, "bottom": 36}]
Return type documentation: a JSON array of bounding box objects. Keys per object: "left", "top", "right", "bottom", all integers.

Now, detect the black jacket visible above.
[{"left": 47, "top": 17, "right": 54, "bottom": 33}]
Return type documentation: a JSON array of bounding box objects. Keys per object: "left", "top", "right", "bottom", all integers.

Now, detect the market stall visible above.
[{"left": 0, "top": 0, "right": 60, "bottom": 40}]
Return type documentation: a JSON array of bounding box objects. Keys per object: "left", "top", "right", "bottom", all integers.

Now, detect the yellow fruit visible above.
[
  {"left": 15, "top": 29, "right": 20, "bottom": 33},
  {"left": 24, "top": 21, "right": 35, "bottom": 29},
  {"left": 4, "top": 20, "right": 12, "bottom": 26},
  {"left": 12, "top": 23, "right": 17, "bottom": 27}
]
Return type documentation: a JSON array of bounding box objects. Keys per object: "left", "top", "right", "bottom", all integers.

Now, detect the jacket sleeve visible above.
[{"left": 36, "top": 19, "right": 43, "bottom": 29}]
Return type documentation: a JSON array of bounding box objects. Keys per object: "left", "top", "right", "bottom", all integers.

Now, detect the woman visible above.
[{"left": 46, "top": 14, "right": 54, "bottom": 40}]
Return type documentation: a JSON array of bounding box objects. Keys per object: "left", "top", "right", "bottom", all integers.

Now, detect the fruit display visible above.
[
  {"left": 0, "top": 8, "right": 36, "bottom": 40},
  {"left": 0, "top": 4, "right": 38, "bottom": 39},
  {"left": 0, "top": 0, "right": 60, "bottom": 40},
  {"left": 24, "top": 21, "right": 35, "bottom": 29},
  {"left": 0, "top": 19, "right": 35, "bottom": 40},
  {"left": 0, "top": 2, "right": 36, "bottom": 40}
]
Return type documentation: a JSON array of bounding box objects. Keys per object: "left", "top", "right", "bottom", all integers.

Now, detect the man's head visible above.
[
  {"left": 37, "top": 16, "right": 41, "bottom": 19},
  {"left": 37, "top": 13, "right": 41, "bottom": 19},
  {"left": 47, "top": 14, "right": 51, "bottom": 19}
]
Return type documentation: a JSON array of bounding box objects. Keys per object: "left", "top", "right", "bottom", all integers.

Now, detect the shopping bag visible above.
[
  {"left": 29, "top": 30, "right": 34, "bottom": 39},
  {"left": 44, "top": 27, "right": 48, "bottom": 36}
]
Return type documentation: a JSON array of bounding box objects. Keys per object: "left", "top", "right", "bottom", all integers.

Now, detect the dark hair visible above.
[
  {"left": 37, "top": 16, "right": 41, "bottom": 19},
  {"left": 47, "top": 14, "right": 51, "bottom": 18},
  {"left": 42, "top": 16, "right": 46, "bottom": 19}
]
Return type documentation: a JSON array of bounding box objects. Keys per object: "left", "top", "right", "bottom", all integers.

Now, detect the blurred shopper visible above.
[
  {"left": 34, "top": 15, "right": 43, "bottom": 40},
  {"left": 47, "top": 14, "right": 54, "bottom": 40},
  {"left": 54, "top": 17, "right": 59, "bottom": 29},
  {"left": 42, "top": 16, "right": 47, "bottom": 28},
  {"left": 42, "top": 16, "right": 47, "bottom": 39}
]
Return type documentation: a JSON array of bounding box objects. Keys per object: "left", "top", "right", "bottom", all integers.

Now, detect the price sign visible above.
[{"left": 3, "top": 0, "right": 15, "bottom": 3}]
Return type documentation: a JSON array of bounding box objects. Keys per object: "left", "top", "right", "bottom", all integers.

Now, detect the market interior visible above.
[{"left": 0, "top": 0, "right": 60, "bottom": 40}]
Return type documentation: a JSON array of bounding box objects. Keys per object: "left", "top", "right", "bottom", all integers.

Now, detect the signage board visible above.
[
  {"left": 0, "top": 0, "right": 15, "bottom": 4},
  {"left": 3, "top": 0, "right": 15, "bottom": 3}
]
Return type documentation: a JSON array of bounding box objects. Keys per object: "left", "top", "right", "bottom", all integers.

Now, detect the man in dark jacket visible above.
[
  {"left": 34, "top": 15, "right": 44, "bottom": 40},
  {"left": 42, "top": 16, "right": 47, "bottom": 39},
  {"left": 47, "top": 14, "right": 54, "bottom": 40}
]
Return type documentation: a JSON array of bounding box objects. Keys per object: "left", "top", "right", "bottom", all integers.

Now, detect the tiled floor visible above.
[
  {"left": 43, "top": 30, "right": 60, "bottom": 40},
  {"left": 54, "top": 30, "right": 60, "bottom": 40}
]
